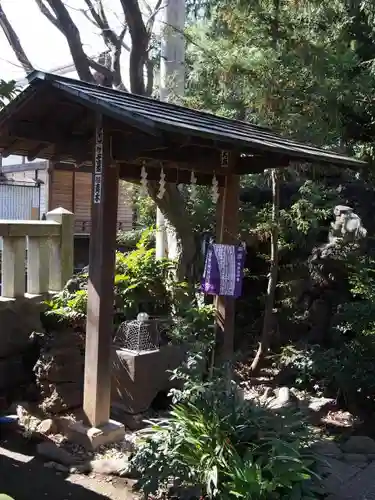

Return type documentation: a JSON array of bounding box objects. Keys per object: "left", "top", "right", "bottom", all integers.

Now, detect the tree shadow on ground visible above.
[{"left": 0, "top": 426, "right": 109, "bottom": 500}]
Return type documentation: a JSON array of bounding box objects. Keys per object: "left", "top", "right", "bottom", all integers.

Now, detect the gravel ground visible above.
[{"left": 0, "top": 426, "right": 139, "bottom": 500}]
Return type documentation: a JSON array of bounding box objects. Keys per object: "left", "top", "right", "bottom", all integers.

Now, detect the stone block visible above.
[
  {"left": 311, "top": 440, "right": 343, "bottom": 459},
  {"left": 0, "top": 297, "right": 44, "bottom": 358},
  {"left": 0, "top": 354, "right": 29, "bottom": 391},
  {"left": 39, "top": 382, "right": 83, "bottom": 414},
  {"left": 342, "top": 436, "right": 375, "bottom": 455},
  {"left": 317, "top": 457, "right": 361, "bottom": 494},
  {"left": 111, "top": 344, "right": 185, "bottom": 414},
  {"left": 343, "top": 453, "right": 368, "bottom": 467},
  {"left": 60, "top": 418, "right": 125, "bottom": 450},
  {"left": 34, "top": 351, "right": 84, "bottom": 383},
  {"left": 329, "top": 462, "right": 375, "bottom": 499}
]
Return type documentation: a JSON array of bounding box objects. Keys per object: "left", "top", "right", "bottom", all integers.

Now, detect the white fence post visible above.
[
  {"left": 0, "top": 209, "right": 74, "bottom": 299},
  {"left": 2, "top": 236, "right": 26, "bottom": 298},
  {"left": 47, "top": 207, "right": 74, "bottom": 291},
  {"left": 27, "top": 237, "right": 50, "bottom": 294}
]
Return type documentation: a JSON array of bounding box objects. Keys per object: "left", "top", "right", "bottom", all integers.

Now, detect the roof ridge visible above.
[
  {"left": 27, "top": 70, "right": 273, "bottom": 133},
  {"left": 0, "top": 70, "right": 362, "bottom": 169}
]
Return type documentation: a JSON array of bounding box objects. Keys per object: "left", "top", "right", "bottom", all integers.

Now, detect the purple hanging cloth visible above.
[{"left": 201, "top": 243, "right": 245, "bottom": 298}]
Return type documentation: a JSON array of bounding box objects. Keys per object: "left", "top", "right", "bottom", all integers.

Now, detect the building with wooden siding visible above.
[
  {"left": 1, "top": 160, "right": 134, "bottom": 269},
  {"left": 1, "top": 160, "right": 133, "bottom": 234}
]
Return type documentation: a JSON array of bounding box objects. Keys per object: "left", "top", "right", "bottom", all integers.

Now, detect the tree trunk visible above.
[
  {"left": 0, "top": 2, "right": 34, "bottom": 73},
  {"left": 0, "top": 0, "right": 198, "bottom": 281},
  {"left": 147, "top": 182, "right": 197, "bottom": 281},
  {"left": 249, "top": 169, "right": 280, "bottom": 375}
]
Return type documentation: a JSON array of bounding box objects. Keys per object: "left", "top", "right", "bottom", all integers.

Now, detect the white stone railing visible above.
[{"left": 0, "top": 207, "right": 74, "bottom": 299}]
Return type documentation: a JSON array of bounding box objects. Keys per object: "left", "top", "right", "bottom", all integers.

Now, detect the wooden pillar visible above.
[
  {"left": 83, "top": 115, "right": 119, "bottom": 427},
  {"left": 214, "top": 168, "right": 240, "bottom": 365}
]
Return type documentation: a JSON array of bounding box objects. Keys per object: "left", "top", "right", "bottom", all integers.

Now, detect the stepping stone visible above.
[
  {"left": 317, "top": 457, "right": 361, "bottom": 494},
  {"left": 312, "top": 440, "right": 343, "bottom": 459},
  {"left": 327, "top": 462, "right": 375, "bottom": 499},
  {"left": 342, "top": 436, "right": 375, "bottom": 455}
]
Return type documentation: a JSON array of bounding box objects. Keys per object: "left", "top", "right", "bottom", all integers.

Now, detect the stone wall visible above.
[
  {"left": 34, "top": 328, "right": 85, "bottom": 414},
  {"left": 0, "top": 294, "right": 187, "bottom": 419},
  {"left": 0, "top": 295, "right": 85, "bottom": 415},
  {"left": 0, "top": 296, "right": 45, "bottom": 410}
]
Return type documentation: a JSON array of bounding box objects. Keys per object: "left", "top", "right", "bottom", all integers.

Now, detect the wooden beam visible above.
[
  {"left": 236, "top": 155, "right": 289, "bottom": 174},
  {"left": 57, "top": 163, "right": 96, "bottom": 174},
  {"left": 8, "top": 122, "right": 89, "bottom": 145},
  {"left": 1, "top": 139, "right": 19, "bottom": 158},
  {"left": 27, "top": 143, "right": 51, "bottom": 162},
  {"left": 83, "top": 115, "right": 119, "bottom": 427},
  {"left": 5, "top": 122, "right": 289, "bottom": 174},
  {"left": 119, "top": 144, "right": 223, "bottom": 165},
  {"left": 118, "top": 162, "right": 227, "bottom": 186},
  {"left": 214, "top": 154, "right": 240, "bottom": 365},
  {"left": 51, "top": 161, "right": 227, "bottom": 185},
  {"left": 7, "top": 122, "right": 221, "bottom": 168}
]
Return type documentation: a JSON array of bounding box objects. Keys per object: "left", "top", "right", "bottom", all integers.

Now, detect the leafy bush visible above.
[
  {"left": 116, "top": 227, "right": 155, "bottom": 249},
  {"left": 277, "top": 256, "right": 375, "bottom": 409},
  {"left": 278, "top": 341, "right": 375, "bottom": 407},
  {"left": 0, "top": 79, "right": 16, "bottom": 108},
  {"left": 45, "top": 287, "right": 88, "bottom": 328},
  {"left": 169, "top": 303, "right": 215, "bottom": 346},
  {"left": 45, "top": 232, "right": 176, "bottom": 329},
  {"left": 114, "top": 243, "right": 174, "bottom": 318},
  {"left": 332, "top": 257, "right": 375, "bottom": 339},
  {"left": 131, "top": 361, "right": 319, "bottom": 499}
]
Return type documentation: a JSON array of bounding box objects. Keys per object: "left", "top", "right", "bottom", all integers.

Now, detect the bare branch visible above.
[
  {"left": 146, "top": 59, "right": 154, "bottom": 95},
  {"left": 119, "top": 0, "right": 149, "bottom": 94},
  {"left": 139, "top": 0, "right": 153, "bottom": 17},
  {"left": 146, "top": 0, "right": 163, "bottom": 35},
  {"left": 120, "top": 38, "right": 131, "bottom": 52},
  {"left": 112, "top": 25, "right": 127, "bottom": 89},
  {"left": 97, "top": 0, "right": 111, "bottom": 32},
  {"left": 88, "top": 56, "right": 113, "bottom": 80},
  {"left": 81, "top": 0, "right": 131, "bottom": 90},
  {"left": 34, "top": 0, "right": 60, "bottom": 30},
  {"left": 0, "top": 2, "right": 34, "bottom": 73},
  {"left": 36, "top": 0, "right": 93, "bottom": 82},
  {"left": 82, "top": 0, "right": 113, "bottom": 48},
  {"left": 82, "top": 0, "right": 103, "bottom": 28}
]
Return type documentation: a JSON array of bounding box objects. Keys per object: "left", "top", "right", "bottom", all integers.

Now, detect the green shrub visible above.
[
  {"left": 116, "top": 227, "right": 155, "bottom": 249},
  {"left": 168, "top": 303, "right": 215, "bottom": 345},
  {"left": 276, "top": 256, "right": 375, "bottom": 408},
  {"left": 332, "top": 257, "right": 375, "bottom": 340},
  {"left": 278, "top": 341, "right": 375, "bottom": 407},
  {"left": 45, "top": 230, "right": 176, "bottom": 329},
  {"left": 131, "top": 363, "right": 319, "bottom": 499},
  {"left": 114, "top": 245, "right": 174, "bottom": 318}
]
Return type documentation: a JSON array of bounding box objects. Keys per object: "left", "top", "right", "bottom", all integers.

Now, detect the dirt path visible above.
[{"left": 0, "top": 428, "right": 138, "bottom": 500}]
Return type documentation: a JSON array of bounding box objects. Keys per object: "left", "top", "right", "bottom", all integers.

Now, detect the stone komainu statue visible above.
[
  {"left": 329, "top": 205, "right": 367, "bottom": 244},
  {"left": 303, "top": 204, "right": 368, "bottom": 343}
]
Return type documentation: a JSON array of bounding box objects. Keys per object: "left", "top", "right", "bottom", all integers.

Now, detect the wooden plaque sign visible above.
[
  {"left": 221, "top": 150, "right": 229, "bottom": 168},
  {"left": 93, "top": 126, "right": 103, "bottom": 204}
]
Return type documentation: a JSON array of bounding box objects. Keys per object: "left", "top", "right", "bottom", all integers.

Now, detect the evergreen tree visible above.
[
  {"left": 185, "top": 0, "right": 375, "bottom": 154},
  {"left": 0, "top": 79, "right": 16, "bottom": 109}
]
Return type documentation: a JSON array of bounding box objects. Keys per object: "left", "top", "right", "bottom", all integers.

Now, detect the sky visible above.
[
  {"left": 0, "top": 0, "right": 114, "bottom": 81},
  {"left": 0, "top": 0, "right": 157, "bottom": 164}
]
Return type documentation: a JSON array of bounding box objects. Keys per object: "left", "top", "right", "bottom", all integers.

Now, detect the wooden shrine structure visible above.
[{"left": 0, "top": 72, "right": 365, "bottom": 440}]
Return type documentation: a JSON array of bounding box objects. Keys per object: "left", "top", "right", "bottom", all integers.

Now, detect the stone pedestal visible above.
[
  {"left": 59, "top": 417, "right": 125, "bottom": 449},
  {"left": 111, "top": 344, "right": 185, "bottom": 415}
]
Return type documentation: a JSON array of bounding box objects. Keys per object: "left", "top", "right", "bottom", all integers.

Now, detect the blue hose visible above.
[{"left": 0, "top": 415, "right": 18, "bottom": 425}]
